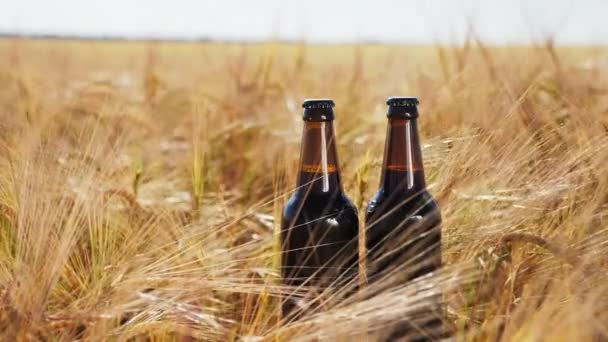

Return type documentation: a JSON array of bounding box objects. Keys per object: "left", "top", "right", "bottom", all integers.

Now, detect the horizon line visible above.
[{"left": 1, "top": 31, "right": 606, "bottom": 48}]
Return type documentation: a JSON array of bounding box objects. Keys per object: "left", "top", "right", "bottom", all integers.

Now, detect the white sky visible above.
[{"left": 1, "top": 0, "right": 606, "bottom": 44}]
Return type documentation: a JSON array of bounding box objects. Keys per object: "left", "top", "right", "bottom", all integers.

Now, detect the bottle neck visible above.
[
  {"left": 296, "top": 121, "right": 343, "bottom": 196},
  {"left": 380, "top": 118, "right": 426, "bottom": 194}
]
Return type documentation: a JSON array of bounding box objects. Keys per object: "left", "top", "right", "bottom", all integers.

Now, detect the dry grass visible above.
[{"left": 0, "top": 38, "right": 607, "bottom": 341}]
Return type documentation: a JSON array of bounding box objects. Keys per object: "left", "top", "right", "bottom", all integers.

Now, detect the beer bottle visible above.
[
  {"left": 281, "top": 99, "right": 359, "bottom": 319},
  {"left": 365, "top": 97, "right": 443, "bottom": 340}
]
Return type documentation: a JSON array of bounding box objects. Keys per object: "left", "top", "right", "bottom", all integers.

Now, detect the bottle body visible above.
[
  {"left": 281, "top": 189, "right": 359, "bottom": 316},
  {"left": 366, "top": 179, "right": 441, "bottom": 286},
  {"left": 366, "top": 184, "right": 443, "bottom": 340}
]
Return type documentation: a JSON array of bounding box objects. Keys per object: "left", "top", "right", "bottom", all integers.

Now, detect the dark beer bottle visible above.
[
  {"left": 281, "top": 99, "right": 359, "bottom": 319},
  {"left": 365, "top": 97, "right": 443, "bottom": 340}
]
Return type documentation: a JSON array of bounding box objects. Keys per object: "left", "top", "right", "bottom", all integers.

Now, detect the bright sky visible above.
[{"left": 1, "top": 0, "right": 606, "bottom": 44}]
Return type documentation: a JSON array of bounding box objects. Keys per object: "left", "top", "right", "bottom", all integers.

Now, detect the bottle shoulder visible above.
[
  {"left": 366, "top": 188, "right": 440, "bottom": 218},
  {"left": 282, "top": 190, "right": 358, "bottom": 221}
]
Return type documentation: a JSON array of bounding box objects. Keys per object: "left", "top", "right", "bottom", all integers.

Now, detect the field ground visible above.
[{"left": 0, "top": 38, "right": 608, "bottom": 340}]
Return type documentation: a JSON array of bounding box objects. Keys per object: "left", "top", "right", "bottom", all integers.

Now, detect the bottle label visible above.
[
  {"left": 385, "top": 165, "right": 421, "bottom": 171},
  {"left": 300, "top": 164, "right": 337, "bottom": 173}
]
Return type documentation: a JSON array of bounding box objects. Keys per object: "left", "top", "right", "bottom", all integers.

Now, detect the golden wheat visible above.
[{"left": 0, "top": 38, "right": 607, "bottom": 341}]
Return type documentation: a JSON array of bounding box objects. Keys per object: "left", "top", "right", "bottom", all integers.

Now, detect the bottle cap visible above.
[
  {"left": 386, "top": 96, "right": 419, "bottom": 119},
  {"left": 302, "top": 99, "right": 335, "bottom": 121}
]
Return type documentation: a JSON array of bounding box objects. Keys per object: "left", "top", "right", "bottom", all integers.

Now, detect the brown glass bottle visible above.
[
  {"left": 365, "top": 97, "right": 443, "bottom": 340},
  {"left": 281, "top": 99, "right": 359, "bottom": 320}
]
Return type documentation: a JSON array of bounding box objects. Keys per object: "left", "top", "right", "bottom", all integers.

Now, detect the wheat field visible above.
[{"left": 0, "top": 38, "right": 607, "bottom": 341}]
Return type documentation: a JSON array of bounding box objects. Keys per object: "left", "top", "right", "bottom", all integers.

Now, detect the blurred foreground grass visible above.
[{"left": 0, "top": 38, "right": 607, "bottom": 340}]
